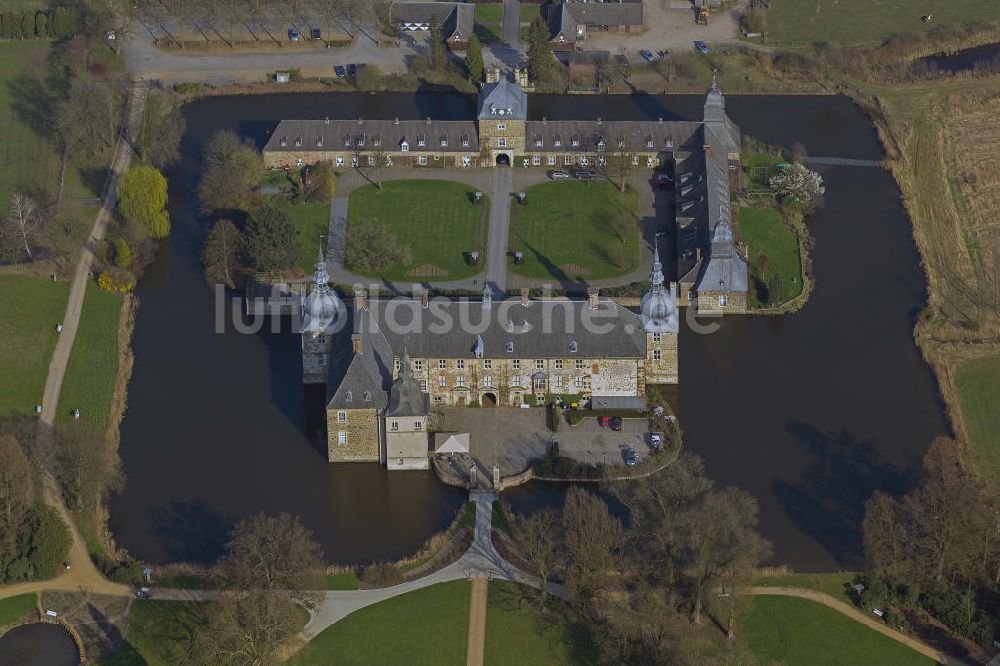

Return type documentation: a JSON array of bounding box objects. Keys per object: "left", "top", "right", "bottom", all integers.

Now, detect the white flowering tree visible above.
[{"left": 769, "top": 163, "right": 825, "bottom": 210}]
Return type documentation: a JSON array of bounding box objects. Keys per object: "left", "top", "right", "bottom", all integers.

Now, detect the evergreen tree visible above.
[
  {"left": 465, "top": 35, "right": 484, "bottom": 83},
  {"left": 526, "top": 16, "right": 553, "bottom": 82},
  {"left": 428, "top": 14, "right": 445, "bottom": 70},
  {"left": 244, "top": 202, "right": 297, "bottom": 272},
  {"left": 34, "top": 11, "right": 47, "bottom": 37}
]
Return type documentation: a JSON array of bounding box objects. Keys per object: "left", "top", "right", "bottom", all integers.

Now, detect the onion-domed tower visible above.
[
  {"left": 301, "top": 248, "right": 341, "bottom": 383},
  {"left": 640, "top": 246, "right": 680, "bottom": 384}
]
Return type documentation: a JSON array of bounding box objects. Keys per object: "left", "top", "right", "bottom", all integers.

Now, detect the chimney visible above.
[
  {"left": 351, "top": 334, "right": 363, "bottom": 354},
  {"left": 669, "top": 281, "right": 678, "bottom": 298},
  {"left": 354, "top": 289, "right": 368, "bottom": 311},
  {"left": 426, "top": 117, "right": 431, "bottom": 125},
  {"left": 657, "top": 117, "right": 663, "bottom": 124},
  {"left": 520, "top": 287, "right": 529, "bottom": 307},
  {"left": 588, "top": 288, "right": 599, "bottom": 310},
  {"left": 421, "top": 288, "right": 430, "bottom": 308},
  {"left": 324, "top": 116, "right": 330, "bottom": 124},
  {"left": 597, "top": 117, "right": 602, "bottom": 125},
  {"left": 542, "top": 117, "right": 547, "bottom": 124},
  {"left": 695, "top": 247, "right": 702, "bottom": 262},
  {"left": 357, "top": 117, "right": 363, "bottom": 125},
  {"left": 394, "top": 117, "right": 400, "bottom": 125}
]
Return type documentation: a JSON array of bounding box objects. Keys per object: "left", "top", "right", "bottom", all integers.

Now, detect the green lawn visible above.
[
  {"left": 474, "top": 3, "right": 503, "bottom": 24},
  {"left": 0, "top": 276, "right": 70, "bottom": 417},
  {"left": 956, "top": 354, "right": 1000, "bottom": 481},
  {"left": 765, "top": 0, "right": 994, "bottom": 46},
  {"left": 738, "top": 206, "right": 802, "bottom": 308},
  {"left": 744, "top": 152, "right": 784, "bottom": 189},
  {"left": 485, "top": 581, "right": 597, "bottom": 665},
  {"left": 287, "top": 201, "right": 332, "bottom": 275},
  {"left": 0, "top": 593, "right": 36, "bottom": 626},
  {"left": 99, "top": 600, "right": 209, "bottom": 666},
  {"left": 346, "top": 180, "right": 487, "bottom": 282},
  {"left": 291, "top": 580, "right": 470, "bottom": 665},
  {"left": 509, "top": 180, "right": 639, "bottom": 281},
  {"left": 323, "top": 572, "right": 359, "bottom": 590},
  {"left": 755, "top": 572, "right": 859, "bottom": 605},
  {"left": 743, "top": 596, "right": 933, "bottom": 666},
  {"left": 57, "top": 282, "right": 122, "bottom": 427}
]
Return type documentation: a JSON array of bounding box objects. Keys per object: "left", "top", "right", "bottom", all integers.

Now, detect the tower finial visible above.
[
  {"left": 650, "top": 245, "right": 664, "bottom": 288},
  {"left": 313, "top": 244, "right": 330, "bottom": 288},
  {"left": 711, "top": 69, "right": 718, "bottom": 91},
  {"left": 399, "top": 346, "right": 413, "bottom": 379}
]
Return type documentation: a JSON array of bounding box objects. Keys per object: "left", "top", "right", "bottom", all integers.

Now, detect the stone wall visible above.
[
  {"left": 696, "top": 290, "right": 748, "bottom": 315},
  {"left": 302, "top": 332, "right": 334, "bottom": 384},
  {"left": 589, "top": 359, "right": 641, "bottom": 396},
  {"left": 262, "top": 149, "right": 479, "bottom": 170},
  {"left": 327, "top": 407, "right": 381, "bottom": 462},
  {"left": 645, "top": 331, "right": 679, "bottom": 384}
]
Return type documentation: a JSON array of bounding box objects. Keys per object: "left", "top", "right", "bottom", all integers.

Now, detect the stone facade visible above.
[
  {"left": 645, "top": 331, "right": 679, "bottom": 384},
  {"left": 477, "top": 117, "right": 526, "bottom": 167},
  {"left": 327, "top": 407, "right": 382, "bottom": 463},
  {"left": 262, "top": 149, "right": 480, "bottom": 171},
  {"left": 385, "top": 413, "right": 429, "bottom": 470},
  {"left": 693, "top": 289, "right": 748, "bottom": 315},
  {"left": 302, "top": 331, "right": 332, "bottom": 384}
]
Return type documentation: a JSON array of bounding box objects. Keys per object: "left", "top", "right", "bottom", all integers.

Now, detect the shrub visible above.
[
  {"left": 98, "top": 267, "right": 136, "bottom": 293},
  {"left": 360, "top": 563, "right": 402, "bottom": 587},
  {"left": 344, "top": 217, "right": 411, "bottom": 273},
  {"left": 113, "top": 238, "right": 132, "bottom": 268},
  {"left": 25, "top": 505, "right": 71, "bottom": 580}
]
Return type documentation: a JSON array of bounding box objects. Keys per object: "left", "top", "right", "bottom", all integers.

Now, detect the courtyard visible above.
[
  {"left": 508, "top": 180, "right": 641, "bottom": 282},
  {"left": 433, "top": 407, "right": 652, "bottom": 478}
]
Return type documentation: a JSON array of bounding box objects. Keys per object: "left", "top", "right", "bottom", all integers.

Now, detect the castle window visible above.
[
  {"left": 337, "top": 410, "right": 347, "bottom": 423},
  {"left": 338, "top": 431, "right": 347, "bottom": 445},
  {"left": 439, "top": 359, "right": 446, "bottom": 369},
  {"left": 574, "top": 377, "right": 583, "bottom": 388},
  {"left": 564, "top": 155, "right": 573, "bottom": 165},
  {"left": 570, "top": 341, "right": 578, "bottom": 353},
  {"left": 496, "top": 123, "right": 506, "bottom": 131},
  {"left": 547, "top": 155, "right": 556, "bottom": 166},
  {"left": 368, "top": 155, "right": 375, "bottom": 166},
  {"left": 414, "top": 421, "right": 422, "bottom": 430},
  {"left": 394, "top": 359, "right": 400, "bottom": 371},
  {"left": 439, "top": 375, "right": 447, "bottom": 387},
  {"left": 576, "top": 359, "right": 584, "bottom": 369},
  {"left": 555, "top": 359, "right": 563, "bottom": 369},
  {"left": 719, "top": 295, "right": 728, "bottom": 308},
  {"left": 506, "top": 341, "right": 514, "bottom": 353},
  {"left": 483, "top": 375, "right": 493, "bottom": 387},
  {"left": 653, "top": 333, "right": 661, "bottom": 342},
  {"left": 420, "top": 379, "right": 427, "bottom": 392},
  {"left": 532, "top": 155, "right": 540, "bottom": 166},
  {"left": 512, "top": 359, "right": 521, "bottom": 370},
  {"left": 457, "top": 359, "right": 465, "bottom": 370},
  {"left": 535, "top": 360, "right": 544, "bottom": 370},
  {"left": 414, "top": 359, "right": 423, "bottom": 371},
  {"left": 484, "top": 359, "right": 492, "bottom": 369},
  {"left": 553, "top": 376, "right": 563, "bottom": 388},
  {"left": 632, "top": 155, "right": 639, "bottom": 166},
  {"left": 418, "top": 155, "right": 427, "bottom": 165},
  {"left": 653, "top": 349, "right": 662, "bottom": 361},
  {"left": 688, "top": 290, "right": 696, "bottom": 300},
  {"left": 279, "top": 136, "right": 287, "bottom": 147},
  {"left": 345, "top": 391, "right": 352, "bottom": 402},
  {"left": 319, "top": 354, "right": 326, "bottom": 367},
  {"left": 363, "top": 391, "right": 371, "bottom": 402},
  {"left": 497, "top": 137, "right": 507, "bottom": 148},
  {"left": 456, "top": 376, "right": 465, "bottom": 387},
  {"left": 391, "top": 421, "right": 399, "bottom": 431}
]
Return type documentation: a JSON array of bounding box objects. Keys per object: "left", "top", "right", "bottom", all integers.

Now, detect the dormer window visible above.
[
  {"left": 294, "top": 136, "right": 302, "bottom": 147},
  {"left": 401, "top": 139, "right": 409, "bottom": 152},
  {"left": 570, "top": 341, "right": 578, "bottom": 353},
  {"left": 506, "top": 341, "right": 514, "bottom": 353},
  {"left": 345, "top": 391, "right": 353, "bottom": 402},
  {"left": 357, "top": 134, "right": 366, "bottom": 147},
  {"left": 461, "top": 134, "right": 469, "bottom": 147},
  {"left": 279, "top": 136, "right": 288, "bottom": 147},
  {"left": 553, "top": 136, "right": 562, "bottom": 147},
  {"left": 617, "top": 138, "right": 626, "bottom": 149},
  {"left": 417, "top": 133, "right": 425, "bottom": 147},
  {"left": 646, "top": 136, "right": 654, "bottom": 149},
  {"left": 343, "top": 135, "right": 350, "bottom": 147},
  {"left": 506, "top": 319, "right": 514, "bottom": 332},
  {"left": 597, "top": 139, "right": 605, "bottom": 151},
  {"left": 363, "top": 390, "right": 371, "bottom": 402},
  {"left": 496, "top": 123, "right": 506, "bottom": 131},
  {"left": 316, "top": 137, "right": 324, "bottom": 147},
  {"left": 440, "top": 135, "right": 448, "bottom": 147},
  {"left": 373, "top": 134, "right": 381, "bottom": 147},
  {"left": 571, "top": 136, "right": 580, "bottom": 147},
  {"left": 534, "top": 135, "right": 543, "bottom": 147}
]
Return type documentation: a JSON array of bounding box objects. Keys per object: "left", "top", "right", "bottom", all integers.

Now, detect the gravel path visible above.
[{"left": 466, "top": 578, "right": 488, "bottom": 666}]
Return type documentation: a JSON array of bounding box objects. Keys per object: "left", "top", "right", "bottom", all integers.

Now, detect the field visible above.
[
  {"left": 290, "top": 580, "right": 470, "bottom": 665},
  {"left": 99, "top": 600, "right": 208, "bottom": 666},
  {"left": 346, "top": 180, "right": 487, "bottom": 282},
  {"left": 955, "top": 354, "right": 1000, "bottom": 481},
  {"left": 765, "top": 0, "right": 995, "bottom": 46},
  {"left": 738, "top": 206, "right": 802, "bottom": 307},
  {"left": 508, "top": 180, "right": 639, "bottom": 281},
  {"left": 0, "top": 276, "right": 70, "bottom": 417},
  {"left": 743, "top": 595, "right": 933, "bottom": 665},
  {"left": 287, "top": 201, "right": 332, "bottom": 275},
  {"left": 0, "top": 593, "right": 36, "bottom": 626},
  {"left": 755, "top": 571, "right": 858, "bottom": 604},
  {"left": 485, "top": 581, "right": 596, "bottom": 666},
  {"left": 56, "top": 282, "right": 122, "bottom": 427}
]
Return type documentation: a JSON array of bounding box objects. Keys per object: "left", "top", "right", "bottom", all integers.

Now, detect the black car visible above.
[
  {"left": 573, "top": 170, "right": 597, "bottom": 180},
  {"left": 654, "top": 173, "right": 675, "bottom": 190},
  {"left": 348, "top": 63, "right": 357, "bottom": 79},
  {"left": 610, "top": 416, "right": 623, "bottom": 431},
  {"left": 624, "top": 445, "right": 638, "bottom": 466},
  {"left": 310, "top": 27, "right": 322, "bottom": 40}
]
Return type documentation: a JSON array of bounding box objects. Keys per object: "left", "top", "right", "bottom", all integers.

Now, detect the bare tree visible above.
[
  {"left": 2, "top": 192, "right": 44, "bottom": 260},
  {"left": 562, "top": 486, "right": 625, "bottom": 605},
  {"left": 609, "top": 132, "right": 636, "bottom": 193},
  {"left": 509, "top": 506, "right": 562, "bottom": 598},
  {"left": 195, "top": 590, "right": 301, "bottom": 666},
  {"left": 0, "top": 435, "right": 34, "bottom": 555},
  {"left": 220, "top": 512, "right": 325, "bottom": 593}
]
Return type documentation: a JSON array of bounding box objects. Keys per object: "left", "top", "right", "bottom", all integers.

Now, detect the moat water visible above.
[
  {"left": 0, "top": 624, "right": 80, "bottom": 665},
  {"left": 110, "top": 91, "right": 948, "bottom": 571}
]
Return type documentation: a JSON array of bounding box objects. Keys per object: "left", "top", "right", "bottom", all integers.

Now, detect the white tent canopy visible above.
[{"left": 434, "top": 433, "right": 470, "bottom": 454}]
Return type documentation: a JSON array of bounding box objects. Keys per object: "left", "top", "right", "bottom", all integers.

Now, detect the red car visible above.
[
  {"left": 598, "top": 416, "right": 610, "bottom": 428},
  {"left": 654, "top": 173, "right": 675, "bottom": 190}
]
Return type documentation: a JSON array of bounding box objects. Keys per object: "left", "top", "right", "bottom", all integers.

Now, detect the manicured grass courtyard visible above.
[
  {"left": 765, "top": 0, "right": 994, "bottom": 46},
  {"left": 509, "top": 180, "right": 640, "bottom": 281},
  {"left": 57, "top": 282, "right": 122, "bottom": 427},
  {"left": 0, "top": 276, "right": 70, "bottom": 418},
  {"left": 743, "top": 595, "right": 933, "bottom": 666},
  {"left": 100, "top": 600, "right": 209, "bottom": 666},
  {"left": 287, "top": 201, "right": 333, "bottom": 275},
  {"left": 955, "top": 354, "right": 1000, "bottom": 482},
  {"left": 291, "top": 580, "right": 470, "bottom": 666},
  {"left": 0, "top": 593, "right": 36, "bottom": 626},
  {"left": 485, "top": 581, "right": 597, "bottom": 666},
  {"left": 738, "top": 206, "right": 802, "bottom": 308},
  {"left": 346, "top": 180, "right": 487, "bottom": 282}
]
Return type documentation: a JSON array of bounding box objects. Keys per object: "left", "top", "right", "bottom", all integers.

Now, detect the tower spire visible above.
[
  {"left": 399, "top": 347, "right": 413, "bottom": 380},
  {"left": 650, "top": 245, "right": 665, "bottom": 288},
  {"left": 313, "top": 246, "right": 330, "bottom": 290}
]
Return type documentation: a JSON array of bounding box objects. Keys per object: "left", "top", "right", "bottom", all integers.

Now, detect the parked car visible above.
[
  {"left": 624, "top": 445, "right": 638, "bottom": 466},
  {"left": 310, "top": 27, "right": 321, "bottom": 40},
  {"left": 573, "top": 170, "right": 597, "bottom": 180},
  {"left": 348, "top": 63, "right": 357, "bottom": 79},
  {"left": 334, "top": 65, "right": 347, "bottom": 78},
  {"left": 136, "top": 587, "right": 152, "bottom": 599},
  {"left": 654, "top": 173, "right": 675, "bottom": 190},
  {"left": 656, "top": 223, "right": 668, "bottom": 236},
  {"left": 650, "top": 433, "right": 662, "bottom": 451},
  {"left": 288, "top": 29, "right": 300, "bottom": 42},
  {"left": 639, "top": 49, "right": 656, "bottom": 63},
  {"left": 694, "top": 40, "right": 710, "bottom": 55},
  {"left": 549, "top": 170, "right": 570, "bottom": 180},
  {"left": 598, "top": 416, "right": 610, "bottom": 428},
  {"left": 610, "top": 416, "right": 623, "bottom": 431}
]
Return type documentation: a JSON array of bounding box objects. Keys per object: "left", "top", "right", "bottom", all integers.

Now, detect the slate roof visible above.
[
  {"left": 263, "top": 119, "right": 480, "bottom": 154},
  {"left": 478, "top": 78, "right": 528, "bottom": 120},
  {"left": 387, "top": 353, "right": 430, "bottom": 417},
  {"left": 522, "top": 120, "right": 701, "bottom": 153},
  {"left": 390, "top": 2, "right": 473, "bottom": 41},
  {"left": 545, "top": 4, "right": 576, "bottom": 41}
]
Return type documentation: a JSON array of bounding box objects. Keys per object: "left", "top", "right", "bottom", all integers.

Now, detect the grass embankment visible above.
[
  {"left": 0, "top": 276, "right": 70, "bottom": 417},
  {"left": 743, "top": 595, "right": 934, "bottom": 665},
  {"left": 0, "top": 593, "right": 36, "bottom": 626},
  {"left": 738, "top": 206, "right": 803, "bottom": 308},
  {"left": 764, "top": 0, "right": 994, "bottom": 47},
  {"left": 347, "top": 180, "right": 487, "bottom": 282},
  {"left": 871, "top": 81, "right": 1000, "bottom": 483},
  {"left": 100, "top": 600, "right": 209, "bottom": 666},
  {"left": 290, "top": 580, "right": 471, "bottom": 665},
  {"left": 955, "top": 354, "right": 1000, "bottom": 481},
  {"left": 56, "top": 282, "right": 122, "bottom": 427},
  {"left": 509, "top": 180, "right": 639, "bottom": 281},
  {"left": 485, "top": 581, "right": 597, "bottom": 665}
]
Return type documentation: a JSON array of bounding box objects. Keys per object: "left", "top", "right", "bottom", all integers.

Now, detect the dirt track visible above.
[{"left": 466, "top": 578, "right": 487, "bottom": 666}]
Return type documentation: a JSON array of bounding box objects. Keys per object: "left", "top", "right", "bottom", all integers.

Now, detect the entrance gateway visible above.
[
  {"left": 495, "top": 153, "right": 510, "bottom": 166},
  {"left": 481, "top": 392, "right": 498, "bottom": 407}
]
